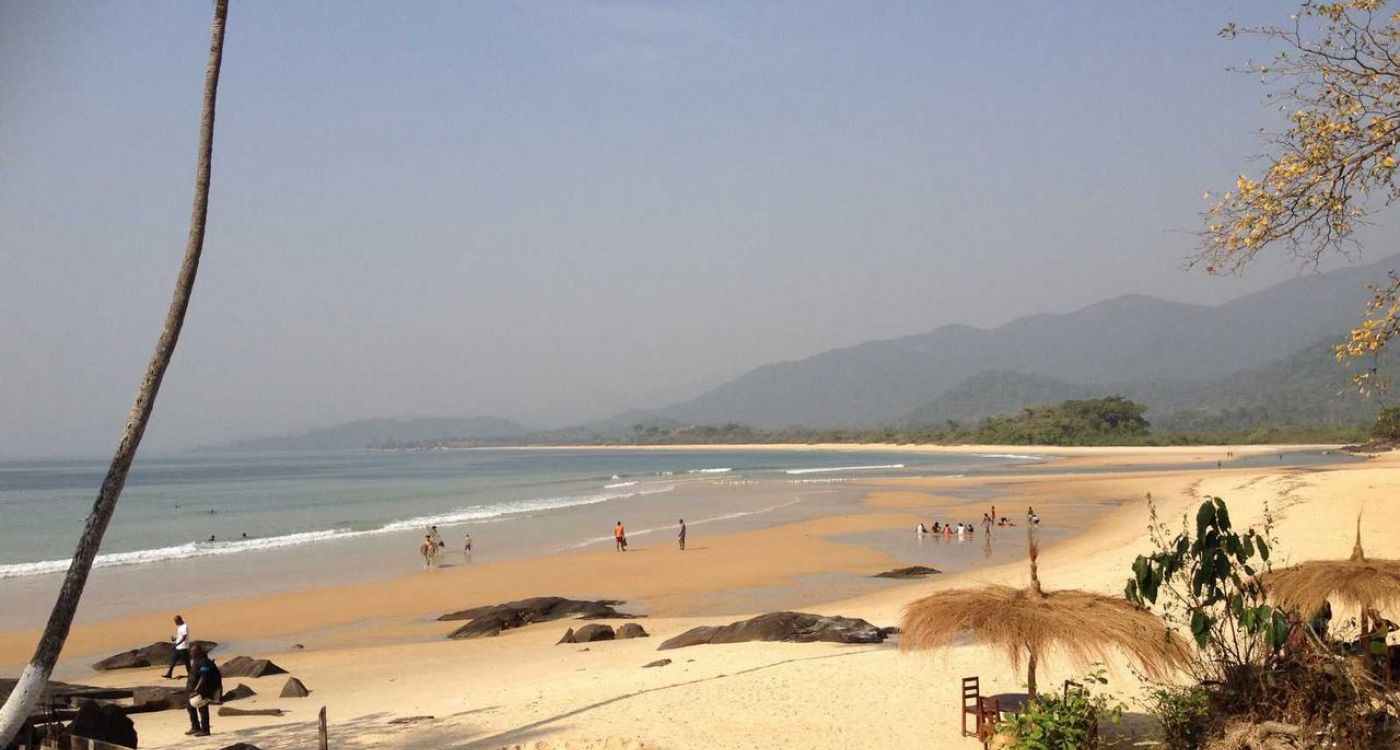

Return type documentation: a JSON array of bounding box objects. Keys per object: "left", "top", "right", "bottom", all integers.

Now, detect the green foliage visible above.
[
  {"left": 996, "top": 668, "right": 1124, "bottom": 750},
  {"left": 1142, "top": 685, "right": 1211, "bottom": 750},
  {"left": 971, "top": 396, "right": 1150, "bottom": 446},
  {"left": 1126, "top": 497, "right": 1287, "bottom": 653},
  {"left": 1371, "top": 405, "right": 1400, "bottom": 439}
]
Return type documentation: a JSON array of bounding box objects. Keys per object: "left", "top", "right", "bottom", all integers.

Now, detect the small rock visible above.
[
  {"left": 220, "top": 656, "right": 287, "bottom": 678},
  {"left": 874, "top": 566, "right": 940, "bottom": 579},
  {"left": 291, "top": 644, "right": 305, "bottom": 650},
  {"left": 221, "top": 683, "right": 256, "bottom": 702},
  {"left": 642, "top": 659, "right": 672, "bottom": 668},
  {"left": 218, "top": 707, "right": 284, "bottom": 717},
  {"left": 387, "top": 715, "right": 435, "bottom": 725},
  {"left": 557, "top": 628, "right": 576, "bottom": 645},
  {"left": 218, "top": 744, "right": 264, "bottom": 750},
  {"left": 880, "top": 626, "right": 901, "bottom": 636},
  {"left": 278, "top": 677, "right": 310, "bottom": 698},
  {"left": 616, "top": 623, "right": 649, "bottom": 639},
  {"left": 571, "top": 624, "right": 615, "bottom": 643}
]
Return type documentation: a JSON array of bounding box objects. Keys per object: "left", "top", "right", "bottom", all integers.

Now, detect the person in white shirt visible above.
[{"left": 163, "top": 615, "right": 190, "bottom": 679}]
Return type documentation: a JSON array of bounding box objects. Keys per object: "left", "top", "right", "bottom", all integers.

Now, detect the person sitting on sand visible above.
[{"left": 615, "top": 521, "right": 627, "bottom": 552}]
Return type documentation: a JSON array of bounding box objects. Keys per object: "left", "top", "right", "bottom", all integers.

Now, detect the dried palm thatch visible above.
[
  {"left": 900, "top": 528, "right": 1188, "bottom": 695},
  {"left": 1263, "top": 517, "right": 1400, "bottom": 627}
]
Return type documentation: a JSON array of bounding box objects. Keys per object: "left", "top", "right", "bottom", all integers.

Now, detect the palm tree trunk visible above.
[
  {"left": 0, "top": 1, "right": 229, "bottom": 743},
  {"left": 1027, "top": 649, "right": 1038, "bottom": 698}
]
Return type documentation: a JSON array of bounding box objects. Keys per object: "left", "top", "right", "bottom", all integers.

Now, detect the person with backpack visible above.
[{"left": 185, "top": 644, "right": 221, "bottom": 737}]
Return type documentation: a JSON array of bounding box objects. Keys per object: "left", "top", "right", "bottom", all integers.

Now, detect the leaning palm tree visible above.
[
  {"left": 900, "top": 528, "right": 1188, "bottom": 696},
  {"left": 0, "top": 1, "right": 230, "bottom": 744},
  {"left": 1263, "top": 517, "right": 1400, "bottom": 633}
]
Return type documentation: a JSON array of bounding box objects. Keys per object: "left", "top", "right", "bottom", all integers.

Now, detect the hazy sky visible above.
[{"left": 2, "top": 1, "right": 1393, "bottom": 457}]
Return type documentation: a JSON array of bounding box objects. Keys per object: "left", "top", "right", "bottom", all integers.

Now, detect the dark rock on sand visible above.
[
  {"left": 874, "top": 566, "right": 941, "bottom": 579},
  {"left": 658, "top": 612, "right": 887, "bottom": 651},
  {"left": 221, "top": 683, "right": 256, "bottom": 702},
  {"left": 69, "top": 700, "right": 138, "bottom": 749},
  {"left": 616, "top": 623, "right": 649, "bottom": 639},
  {"left": 91, "top": 641, "right": 218, "bottom": 671},
  {"left": 387, "top": 715, "right": 435, "bottom": 725},
  {"left": 217, "top": 744, "right": 264, "bottom": 750},
  {"left": 279, "top": 677, "right": 310, "bottom": 698},
  {"left": 129, "top": 685, "right": 189, "bottom": 712},
  {"left": 556, "top": 628, "right": 576, "bottom": 645},
  {"left": 219, "top": 656, "right": 288, "bottom": 678},
  {"left": 218, "top": 707, "right": 284, "bottom": 717},
  {"left": 572, "top": 624, "right": 615, "bottom": 642},
  {"left": 443, "top": 597, "right": 639, "bottom": 640},
  {"left": 642, "top": 659, "right": 672, "bottom": 668},
  {"left": 881, "top": 626, "right": 902, "bottom": 637}
]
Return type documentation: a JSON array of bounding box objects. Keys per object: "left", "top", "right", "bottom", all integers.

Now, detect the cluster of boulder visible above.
[
  {"left": 441, "top": 597, "right": 640, "bottom": 640},
  {"left": 557, "top": 622, "right": 649, "bottom": 644},
  {"left": 18, "top": 645, "right": 312, "bottom": 749}
]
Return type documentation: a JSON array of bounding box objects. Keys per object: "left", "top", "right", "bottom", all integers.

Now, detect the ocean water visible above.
[{"left": 0, "top": 448, "right": 1007, "bottom": 580}]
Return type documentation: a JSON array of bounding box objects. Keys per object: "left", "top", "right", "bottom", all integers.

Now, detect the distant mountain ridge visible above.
[
  {"left": 641, "top": 256, "right": 1398, "bottom": 427},
  {"left": 905, "top": 340, "right": 1386, "bottom": 431},
  {"left": 220, "top": 416, "right": 530, "bottom": 452}
]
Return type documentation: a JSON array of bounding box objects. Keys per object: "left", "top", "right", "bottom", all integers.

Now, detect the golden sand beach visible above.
[{"left": 4, "top": 444, "right": 1391, "bottom": 749}]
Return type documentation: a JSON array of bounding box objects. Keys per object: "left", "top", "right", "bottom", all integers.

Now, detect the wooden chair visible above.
[
  {"left": 975, "top": 695, "right": 1002, "bottom": 748},
  {"left": 961, "top": 677, "right": 981, "bottom": 738}
]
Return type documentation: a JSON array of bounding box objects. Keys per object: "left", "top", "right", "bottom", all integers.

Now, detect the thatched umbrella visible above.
[
  {"left": 1264, "top": 517, "right": 1400, "bottom": 633},
  {"left": 900, "top": 529, "right": 1188, "bottom": 696}
]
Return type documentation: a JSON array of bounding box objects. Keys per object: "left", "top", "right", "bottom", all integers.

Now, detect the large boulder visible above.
[
  {"left": 91, "top": 641, "right": 218, "bottom": 671},
  {"left": 0, "top": 679, "right": 132, "bottom": 705},
  {"left": 221, "top": 683, "right": 256, "bottom": 702},
  {"left": 219, "top": 656, "right": 287, "bottom": 678},
  {"left": 658, "top": 612, "right": 887, "bottom": 650},
  {"left": 69, "top": 700, "right": 137, "bottom": 749},
  {"left": 616, "top": 623, "right": 649, "bottom": 639},
  {"left": 279, "top": 677, "right": 310, "bottom": 698},
  {"left": 129, "top": 685, "right": 189, "bottom": 713},
  {"left": 874, "top": 566, "right": 941, "bottom": 579},
  {"left": 443, "top": 597, "right": 639, "bottom": 640}
]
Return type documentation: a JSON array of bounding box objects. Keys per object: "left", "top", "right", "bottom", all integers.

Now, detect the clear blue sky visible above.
[{"left": 1, "top": 1, "right": 1389, "bottom": 456}]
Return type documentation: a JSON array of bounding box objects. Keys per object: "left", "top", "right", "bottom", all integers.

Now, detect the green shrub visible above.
[
  {"left": 1143, "top": 685, "right": 1210, "bottom": 749},
  {"left": 1372, "top": 405, "right": 1400, "bottom": 439},
  {"left": 996, "top": 668, "right": 1124, "bottom": 750}
]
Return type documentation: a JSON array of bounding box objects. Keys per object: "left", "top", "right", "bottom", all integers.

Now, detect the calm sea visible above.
[{"left": 0, "top": 448, "right": 1017, "bottom": 579}]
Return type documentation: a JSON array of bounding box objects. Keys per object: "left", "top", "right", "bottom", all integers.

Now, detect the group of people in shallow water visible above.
[
  {"left": 915, "top": 505, "right": 1041, "bottom": 538},
  {"left": 419, "top": 524, "right": 472, "bottom": 569}
]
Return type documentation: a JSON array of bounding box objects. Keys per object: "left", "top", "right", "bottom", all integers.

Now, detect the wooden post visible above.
[{"left": 318, "top": 706, "right": 328, "bottom": 750}]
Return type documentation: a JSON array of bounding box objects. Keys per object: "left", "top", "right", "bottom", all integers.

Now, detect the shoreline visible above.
[{"left": 3, "top": 445, "right": 1386, "bottom": 749}]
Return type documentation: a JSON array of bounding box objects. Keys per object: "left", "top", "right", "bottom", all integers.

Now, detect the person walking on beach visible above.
[
  {"left": 162, "top": 615, "right": 190, "bottom": 679},
  {"left": 420, "top": 535, "right": 435, "bottom": 569},
  {"left": 184, "top": 644, "right": 220, "bottom": 737},
  {"left": 463, "top": 533, "right": 473, "bottom": 559},
  {"left": 615, "top": 521, "right": 627, "bottom": 552},
  {"left": 678, "top": 519, "right": 687, "bottom": 551}
]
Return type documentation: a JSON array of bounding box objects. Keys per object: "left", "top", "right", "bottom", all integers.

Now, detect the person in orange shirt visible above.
[{"left": 614, "top": 521, "right": 627, "bottom": 552}]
